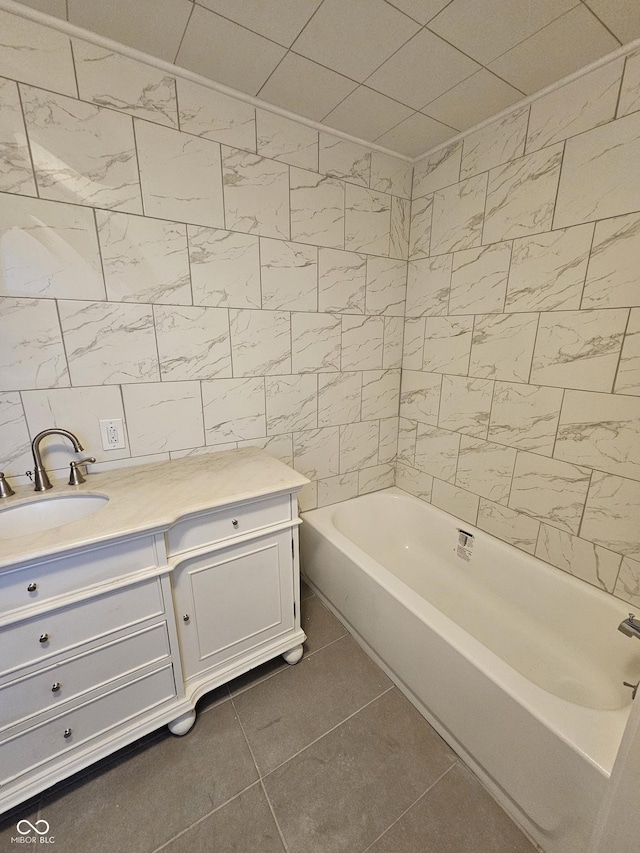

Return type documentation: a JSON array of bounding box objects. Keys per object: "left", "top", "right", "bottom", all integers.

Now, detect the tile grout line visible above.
[{"left": 359, "top": 760, "right": 459, "bottom": 853}]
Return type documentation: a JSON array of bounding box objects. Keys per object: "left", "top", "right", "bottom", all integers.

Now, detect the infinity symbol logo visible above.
[{"left": 16, "top": 819, "right": 50, "bottom": 835}]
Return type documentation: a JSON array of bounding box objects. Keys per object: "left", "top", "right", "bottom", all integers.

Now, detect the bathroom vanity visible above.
[{"left": 0, "top": 448, "right": 308, "bottom": 815}]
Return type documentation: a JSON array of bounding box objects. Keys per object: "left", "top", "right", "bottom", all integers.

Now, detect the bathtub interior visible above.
[{"left": 325, "top": 488, "right": 640, "bottom": 712}]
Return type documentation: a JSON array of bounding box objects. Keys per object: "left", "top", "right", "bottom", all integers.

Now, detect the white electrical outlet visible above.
[{"left": 99, "top": 418, "right": 126, "bottom": 450}]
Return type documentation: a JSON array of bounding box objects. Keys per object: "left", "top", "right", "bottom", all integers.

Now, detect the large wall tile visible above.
[
  {"left": 21, "top": 86, "right": 142, "bottom": 212},
  {"left": 341, "top": 316, "right": 384, "bottom": 370},
  {"left": 177, "top": 78, "right": 256, "bottom": 152},
  {"left": 361, "top": 370, "right": 400, "bottom": 421},
  {"left": 0, "top": 9, "right": 76, "bottom": 96},
  {"left": 412, "top": 142, "right": 461, "bottom": 199},
  {"left": 505, "top": 224, "right": 593, "bottom": 312},
  {"left": 290, "top": 167, "right": 344, "bottom": 248},
  {"left": 555, "top": 390, "right": 640, "bottom": 481},
  {"left": 526, "top": 59, "right": 622, "bottom": 153},
  {"left": 389, "top": 196, "right": 410, "bottom": 261},
  {"left": 406, "top": 255, "right": 451, "bottom": 317},
  {"left": 0, "top": 297, "right": 69, "bottom": 391},
  {"left": 74, "top": 41, "right": 178, "bottom": 127},
  {"left": 365, "top": 257, "right": 406, "bottom": 316},
  {"left": 154, "top": 305, "right": 232, "bottom": 380},
  {"left": 438, "top": 376, "right": 493, "bottom": 439},
  {"left": 359, "top": 463, "right": 394, "bottom": 493},
  {"left": 619, "top": 48, "right": 640, "bottom": 118},
  {"left": 402, "top": 318, "right": 426, "bottom": 370},
  {"left": 535, "top": 524, "right": 621, "bottom": 592},
  {"left": 408, "top": 195, "right": 432, "bottom": 259},
  {"left": 260, "top": 238, "right": 318, "bottom": 311},
  {"left": 468, "top": 313, "right": 538, "bottom": 383},
  {"left": 431, "top": 479, "right": 479, "bottom": 525},
  {"left": 615, "top": 557, "right": 640, "bottom": 607},
  {"left": 615, "top": 308, "right": 640, "bottom": 396},
  {"left": 202, "top": 377, "right": 265, "bottom": 443},
  {"left": 317, "top": 372, "right": 362, "bottom": 427},
  {"left": 383, "top": 316, "right": 404, "bottom": 369},
  {"left": 189, "top": 226, "right": 261, "bottom": 309},
  {"left": 319, "top": 135, "right": 371, "bottom": 187},
  {"left": 98, "top": 211, "right": 190, "bottom": 304},
  {"left": 122, "top": 381, "right": 204, "bottom": 455},
  {"left": 483, "top": 144, "right": 563, "bottom": 243},
  {"left": 581, "top": 472, "right": 640, "bottom": 559},
  {"left": 378, "top": 417, "right": 399, "bottom": 464},
  {"left": 293, "top": 427, "right": 340, "bottom": 480},
  {"left": 223, "top": 147, "right": 290, "bottom": 239},
  {"left": 530, "top": 309, "right": 628, "bottom": 391},
  {"left": 0, "top": 391, "right": 35, "bottom": 477},
  {"left": 370, "top": 152, "right": 412, "bottom": 199},
  {"left": 339, "top": 421, "right": 379, "bottom": 473},
  {"left": 399, "top": 370, "right": 441, "bottom": 425},
  {"left": 414, "top": 420, "right": 461, "bottom": 485},
  {"left": 423, "top": 316, "right": 473, "bottom": 375},
  {"left": 315, "top": 472, "right": 356, "bottom": 507},
  {"left": 395, "top": 463, "right": 434, "bottom": 502},
  {"left": 318, "top": 248, "right": 366, "bottom": 313},
  {"left": 344, "top": 185, "right": 391, "bottom": 255},
  {"left": 509, "top": 452, "right": 591, "bottom": 535},
  {"left": 456, "top": 436, "right": 517, "bottom": 504},
  {"left": 257, "top": 111, "right": 318, "bottom": 170},
  {"left": 292, "top": 313, "right": 341, "bottom": 373},
  {"left": 460, "top": 108, "right": 528, "bottom": 179},
  {"left": 229, "top": 309, "right": 291, "bottom": 376},
  {"left": 265, "top": 375, "right": 317, "bottom": 434},
  {"left": 0, "top": 79, "right": 36, "bottom": 196},
  {"left": 430, "top": 174, "right": 487, "bottom": 255},
  {"left": 583, "top": 212, "right": 640, "bottom": 309},
  {"left": 1, "top": 194, "right": 105, "bottom": 300},
  {"left": 488, "top": 381, "right": 563, "bottom": 455},
  {"left": 554, "top": 111, "right": 640, "bottom": 227},
  {"left": 136, "top": 121, "right": 224, "bottom": 227},
  {"left": 477, "top": 499, "right": 540, "bottom": 555},
  {"left": 449, "top": 243, "right": 511, "bottom": 314},
  {"left": 58, "top": 300, "right": 159, "bottom": 385}
]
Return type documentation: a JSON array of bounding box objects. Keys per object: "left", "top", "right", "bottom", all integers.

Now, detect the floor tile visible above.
[
  {"left": 366, "top": 762, "right": 536, "bottom": 852},
  {"left": 233, "top": 635, "right": 391, "bottom": 775},
  {"left": 161, "top": 782, "right": 285, "bottom": 853},
  {"left": 39, "top": 700, "right": 258, "bottom": 853},
  {"left": 300, "top": 594, "right": 347, "bottom": 654},
  {"left": 0, "top": 798, "right": 40, "bottom": 846},
  {"left": 262, "top": 688, "right": 457, "bottom": 853},
  {"left": 300, "top": 578, "right": 314, "bottom": 601}
]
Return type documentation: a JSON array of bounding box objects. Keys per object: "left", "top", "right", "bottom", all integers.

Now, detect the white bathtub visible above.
[{"left": 300, "top": 487, "right": 640, "bottom": 853}]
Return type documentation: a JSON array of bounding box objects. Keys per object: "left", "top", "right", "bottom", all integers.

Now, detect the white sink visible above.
[{"left": 0, "top": 494, "right": 109, "bottom": 540}]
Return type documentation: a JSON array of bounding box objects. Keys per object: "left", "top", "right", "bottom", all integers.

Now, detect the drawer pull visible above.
[
  {"left": 27, "top": 582, "right": 38, "bottom": 592},
  {"left": 183, "top": 614, "right": 190, "bottom": 623},
  {"left": 231, "top": 518, "right": 239, "bottom": 527},
  {"left": 51, "top": 682, "right": 61, "bottom": 693},
  {"left": 63, "top": 728, "right": 72, "bottom": 739},
  {"left": 39, "top": 633, "right": 49, "bottom": 644}
]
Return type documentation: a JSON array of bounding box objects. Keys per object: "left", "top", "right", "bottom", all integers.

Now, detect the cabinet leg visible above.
[
  {"left": 282, "top": 644, "right": 304, "bottom": 665},
  {"left": 168, "top": 709, "right": 197, "bottom": 736}
]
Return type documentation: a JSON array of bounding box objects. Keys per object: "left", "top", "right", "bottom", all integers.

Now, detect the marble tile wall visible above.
[
  {"left": 0, "top": 9, "right": 411, "bottom": 510},
  {"left": 402, "top": 45, "right": 640, "bottom": 608}
]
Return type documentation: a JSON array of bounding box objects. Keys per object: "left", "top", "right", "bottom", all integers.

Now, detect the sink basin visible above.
[{"left": 0, "top": 494, "right": 109, "bottom": 540}]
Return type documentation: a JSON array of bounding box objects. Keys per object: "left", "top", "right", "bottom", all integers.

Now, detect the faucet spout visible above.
[
  {"left": 618, "top": 613, "right": 640, "bottom": 640},
  {"left": 31, "top": 429, "right": 84, "bottom": 492}
]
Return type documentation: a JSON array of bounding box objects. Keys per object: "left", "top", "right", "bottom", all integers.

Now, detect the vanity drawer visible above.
[
  {"left": 0, "top": 664, "right": 176, "bottom": 788},
  {"left": 166, "top": 494, "right": 291, "bottom": 557},
  {"left": 0, "top": 622, "right": 171, "bottom": 732},
  {"left": 0, "top": 578, "right": 164, "bottom": 678},
  {"left": 0, "top": 535, "right": 161, "bottom": 617}
]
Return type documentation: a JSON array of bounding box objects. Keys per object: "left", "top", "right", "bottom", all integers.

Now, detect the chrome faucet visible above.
[
  {"left": 618, "top": 613, "right": 640, "bottom": 640},
  {"left": 30, "top": 429, "right": 84, "bottom": 492}
]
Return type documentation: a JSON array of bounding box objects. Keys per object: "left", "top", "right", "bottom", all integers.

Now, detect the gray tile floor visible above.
[{"left": 0, "top": 582, "right": 536, "bottom": 852}]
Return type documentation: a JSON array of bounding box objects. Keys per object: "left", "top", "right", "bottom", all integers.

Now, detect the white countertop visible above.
[{"left": 0, "top": 448, "right": 309, "bottom": 569}]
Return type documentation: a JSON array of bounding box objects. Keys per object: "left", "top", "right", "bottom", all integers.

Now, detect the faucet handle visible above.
[
  {"left": 68, "top": 457, "right": 96, "bottom": 486},
  {"left": 0, "top": 473, "right": 14, "bottom": 498}
]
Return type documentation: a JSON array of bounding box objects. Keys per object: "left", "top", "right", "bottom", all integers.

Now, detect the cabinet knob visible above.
[
  {"left": 183, "top": 614, "right": 190, "bottom": 623},
  {"left": 63, "top": 728, "right": 72, "bottom": 739},
  {"left": 27, "top": 582, "right": 38, "bottom": 592},
  {"left": 231, "top": 518, "right": 239, "bottom": 527},
  {"left": 39, "top": 633, "right": 49, "bottom": 644},
  {"left": 51, "top": 682, "right": 61, "bottom": 693}
]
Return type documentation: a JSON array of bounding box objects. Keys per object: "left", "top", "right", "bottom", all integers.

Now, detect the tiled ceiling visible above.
[{"left": 15, "top": 0, "right": 640, "bottom": 158}]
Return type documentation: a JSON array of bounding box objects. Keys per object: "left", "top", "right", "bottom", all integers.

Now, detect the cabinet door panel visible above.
[{"left": 173, "top": 531, "right": 295, "bottom": 680}]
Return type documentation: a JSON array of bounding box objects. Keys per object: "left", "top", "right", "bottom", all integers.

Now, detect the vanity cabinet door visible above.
[{"left": 172, "top": 530, "right": 295, "bottom": 682}]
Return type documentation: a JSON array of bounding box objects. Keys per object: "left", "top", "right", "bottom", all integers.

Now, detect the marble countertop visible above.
[{"left": 0, "top": 448, "right": 309, "bottom": 569}]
